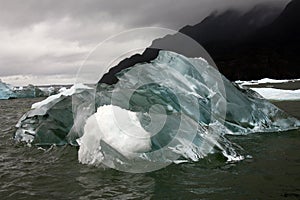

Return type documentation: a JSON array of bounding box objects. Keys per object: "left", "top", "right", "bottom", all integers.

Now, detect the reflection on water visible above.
[{"left": 0, "top": 98, "right": 299, "bottom": 199}]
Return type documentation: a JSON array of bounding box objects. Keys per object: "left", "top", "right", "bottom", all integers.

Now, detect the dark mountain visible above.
[
  {"left": 180, "top": 4, "right": 281, "bottom": 48},
  {"left": 99, "top": 48, "right": 159, "bottom": 84},
  {"left": 207, "top": 0, "right": 300, "bottom": 80},
  {"left": 262, "top": 0, "right": 300, "bottom": 42},
  {"left": 99, "top": 0, "right": 299, "bottom": 84}
]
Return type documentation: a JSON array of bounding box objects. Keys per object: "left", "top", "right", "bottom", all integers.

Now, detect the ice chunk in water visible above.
[
  {"left": 14, "top": 84, "right": 94, "bottom": 145},
  {"left": 0, "top": 80, "right": 15, "bottom": 99},
  {"left": 14, "top": 51, "right": 300, "bottom": 170}
]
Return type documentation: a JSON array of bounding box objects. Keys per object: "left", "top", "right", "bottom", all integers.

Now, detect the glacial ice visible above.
[
  {"left": 14, "top": 84, "right": 93, "bottom": 145},
  {"left": 235, "top": 78, "right": 300, "bottom": 86},
  {"left": 0, "top": 80, "right": 15, "bottom": 99},
  {"left": 13, "top": 84, "right": 46, "bottom": 98},
  {"left": 78, "top": 105, "right": 152, "bottom": 166},
  {"left": 15, "top": 51, "right": 300, "bottom": 169},
  {"left": 249, "top": 88, "right": 300, "bottom": 101},
  {"left": 0, "top": 79, "right": 56, "bottom": 99}
]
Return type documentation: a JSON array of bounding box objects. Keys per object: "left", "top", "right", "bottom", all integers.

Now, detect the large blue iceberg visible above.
[{"left": 14, "top": 51, "right": 300, "bottom": 171}]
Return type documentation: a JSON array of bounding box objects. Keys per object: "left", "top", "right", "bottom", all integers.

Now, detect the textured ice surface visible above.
[
  {"left": 14, "top": 84, "right": 93, "bottom": 145},
  {"left": 13, "top": 84, "right": 46, "bottom": 98},
  {"left": 0, "top": 80, "right": 53, "bottom": 99},
  {"left": 0, "top": 80, "right": 15, "bottom": 99},
  {"left": 78, "top": 105, "right": 152, "bottom": 166},
  {"left": 76, "top": 51, "right": 299, "bottom": 168},
  {"left": 15, "top": 51, "right": 300, "bottom": 168}
]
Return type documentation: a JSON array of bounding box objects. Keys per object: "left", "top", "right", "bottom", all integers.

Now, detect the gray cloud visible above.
[
  {"left": 0, "top": 0, "right": 289, "bottom": 29},
  {"left": 0, "top": 0, "right": 290, "bottom": 85}
]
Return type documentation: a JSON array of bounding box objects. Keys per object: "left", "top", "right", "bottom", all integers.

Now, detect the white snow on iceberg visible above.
[
  {"left": 250, "top": 88, "right": 300, "bottom": 101},
  {"left": 32, "top": 83, "right": 91, "bottom": 109},
  {"left": 78, "top": 105, "right": 152, "bottom": 166},
  {"left": 235, "top": 78, "right": 300, "bottom": 86}
]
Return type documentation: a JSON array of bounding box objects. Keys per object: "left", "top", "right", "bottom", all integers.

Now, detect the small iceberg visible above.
[
  {"left": 0, "top": 79, "right": 59, "bottom": 99},
  {"left": 235, "top": 78, "right": 300, "bottom": 86},
  {"left": 250, "top": 88, "right": 300, "bottom": 101},
  {"left": 0, "top": 79, "right": 15, "bottom": 99}
]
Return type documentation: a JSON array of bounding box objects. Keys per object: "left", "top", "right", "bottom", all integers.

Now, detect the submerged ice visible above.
[{"left": 14, "top": 51, "right": 300, "bottom": 171}]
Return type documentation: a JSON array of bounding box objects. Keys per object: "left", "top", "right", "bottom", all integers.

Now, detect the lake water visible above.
[{"left": 0, "top": 98, "right": 299, "bottom": 199}]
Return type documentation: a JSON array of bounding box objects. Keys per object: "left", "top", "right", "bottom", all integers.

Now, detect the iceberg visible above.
[
  {"left": 0, "top": 79, "right": 58, "bottom": 99},
  {"left": 13, "top": 84, "right": 46, "bottom": 98},
  {"left": 14, "top": 51, "right": 300, "bottom": 171},
  {"left": 235, "top": 78, "right": 300, "bottom": 86},
  {"left": 250, "top": 88, "right": 300, "bottom": 101},
  {"left": 38, "top": 86, "right": 62, "bottom": 96},
  {"left": 14, "top": 84, "right": 93, "bottom": 145},
  {"left": 0, "top": 79, "right": 16, "bottom": 99}
]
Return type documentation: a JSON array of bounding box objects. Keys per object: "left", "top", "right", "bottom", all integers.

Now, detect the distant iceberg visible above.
[
  {"left": 234, "top": 78, "right": 300, "bottom": 101},
  {"left": 235, "top": 78, "right": 300, "bottom": 86},
  {"left": 14, "top": 51, "right": 300, "bottom": 170},
  {"left": 0, "top": 79, "right": 63, "bottom": 99},
  {"left": 13, "top": 84, "right": 47, "bottom": 98},
  {"left": 250, "top": 88, "right": 300, "bottom": 101},
  {"left": 0, "top": 79, "right": 16, "bottom": 99}
]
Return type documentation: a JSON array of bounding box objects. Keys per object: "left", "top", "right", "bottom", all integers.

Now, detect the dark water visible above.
[{"left": 0, "top": 98, "right": 299, "bottom": 200}]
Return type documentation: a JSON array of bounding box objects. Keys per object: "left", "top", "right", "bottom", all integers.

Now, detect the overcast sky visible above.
[{"left": 0, "top": 0, "right": 290, "bottom": 86}]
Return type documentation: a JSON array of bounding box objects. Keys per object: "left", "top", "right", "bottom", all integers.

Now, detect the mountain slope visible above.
[
  {"left": 180, "top": 4, "right": 282, "bottom": 48},
  {"left": 99, "top": 1, "right": 298, "bottom": 84},
  {"left": 207, "top": 0, "right": 300, "bottom": 80}
]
